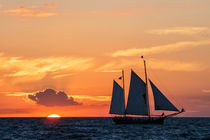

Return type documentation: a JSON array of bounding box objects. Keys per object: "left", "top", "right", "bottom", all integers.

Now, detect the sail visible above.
[
  {"left": 109, "top": 80, "right": 125, "bottom": 115},
  {"left": 125, "top": 70, "right": 148, "bottom": 115},
  {"left": 149, "top": 80, "right": 179, "bottom": 111}
]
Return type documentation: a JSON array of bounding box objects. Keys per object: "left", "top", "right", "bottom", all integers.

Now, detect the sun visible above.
[{"left": 47, "top": 114, "right": 61, "bottom": 118}]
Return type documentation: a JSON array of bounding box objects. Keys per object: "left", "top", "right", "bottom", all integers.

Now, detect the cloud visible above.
[
  {"left": 0, "top": 53, "right": 94, "bottom": 82},
  {"left": 95, "top": 62, "right": 122, "bottom": 72},
  {"left": 96, "top": 59, "right": 207, "bottom": 72},
  {"left": 71, "top": 95, "right": 110, "bottom": 101},
  {"left": 28, "top": 89, "right": 81, "bottom": 106},
  {"left": 0, "top": 108, "right": 32, "bottom": 114},
  {"left": 21, "top": 12, "right": 57, "bottom": 17},
  {"left": 202, "top": 89, "right": 210, "bottom": 93},
  {"left": 52, "top": 73, "right": 74, "bottom": 79},
  {"left": 148, "top": 59, "right": 207, "bottom": 72},
  {"left": 17, "top": 3, "right": 38, "bottom": 9},
  {"left": 4, "top": 92, "right": 33, "bottom": 96},
  {"left": 44, "top": 3, "right": 56, "bottom": 9},
  {"left": 95, "top": 59, "right": 138, "bottom": 73},
  {"left": 147, "top": 27, "right": 210, "bottom": 35},
  {"left": 4, "top": 91, "right": 110, "bottom": 101},
  {"left": 5, "top": 8, "right": 32, "bottom": 14},
  {"left": 111, "top": 40, "right": 210, "bottom": 57},
  {"left": 4, "top": 3, "right": 57, "bottom": 18}
]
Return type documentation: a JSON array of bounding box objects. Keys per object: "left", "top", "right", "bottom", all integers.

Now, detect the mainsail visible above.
[
  {"left": 109, "top": 80, "right": 125, "bottom": 115},
  {"left": 125, "top": 70, "right": 148, "bottom": 115},
  {"left": 149, "top": 80, "right": 179, "bottom": 111}
]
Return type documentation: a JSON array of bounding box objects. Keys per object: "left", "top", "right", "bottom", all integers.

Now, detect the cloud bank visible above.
[
  {"left": 0, "top": 54, "right": 93, "bottom": 83},
  {"left": 96, "top": 59, "right": 207, "bottom": 72},
  {"left": 0, "top": 108, "right": 32, "bottom": 114},
  {"left": 28, "top": 89, "right": 81, "bottom": 106},
  {"left": 147, "top": 27, "right": 210, "bottom": 35},
  {"left": 111, "top": 40, "right": 210, "bottom": 57}
]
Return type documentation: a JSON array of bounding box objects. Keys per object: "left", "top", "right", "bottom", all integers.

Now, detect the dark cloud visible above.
[{"left": 28, "top": 89, "right": 81, "bottom": 106}]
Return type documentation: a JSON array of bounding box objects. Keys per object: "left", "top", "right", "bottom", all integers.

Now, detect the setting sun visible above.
[{"left": 47, "top": 114, "right": 61, "bottom": 118}]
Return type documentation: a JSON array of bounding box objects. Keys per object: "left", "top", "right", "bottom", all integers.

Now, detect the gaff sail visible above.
[
  {"left": 109, "top": 80, "right": 125, "bottom": 115},
  {"left": 125, "top": 70, "right": 148, "bottom": 115}
]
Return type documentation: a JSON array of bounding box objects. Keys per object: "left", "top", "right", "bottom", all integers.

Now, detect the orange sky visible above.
[{"left": 0, "top": 0, "right": 210, "bottom": 117}]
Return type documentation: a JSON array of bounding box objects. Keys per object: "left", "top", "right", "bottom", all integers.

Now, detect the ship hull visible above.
[{"left": 112, "top": 117, "right": 165, "bottom": 124}]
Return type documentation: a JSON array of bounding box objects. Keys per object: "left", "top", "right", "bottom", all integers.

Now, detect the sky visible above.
[{"left": 0, "top": 0, "right": 210, "bottom": 117}]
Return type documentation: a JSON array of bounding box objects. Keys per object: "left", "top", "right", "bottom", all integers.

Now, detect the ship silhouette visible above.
[{"left": 109, "top": 56, "right": 185, "bottom": 124}]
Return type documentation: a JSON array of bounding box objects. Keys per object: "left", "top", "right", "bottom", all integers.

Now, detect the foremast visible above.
[{"left": 141, "top": 56, "right": 151, "bottom": 119}]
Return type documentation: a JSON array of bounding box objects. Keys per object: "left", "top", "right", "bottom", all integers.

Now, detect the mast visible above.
[
  {"left": 122, "top": 69, "right": 125, "bottom": 95},
  {"left": 122, "top": 69, "right": 126, "bottom": 115},
  {"left": 141, "top": 56, "right": 151, "bottom": 118}
]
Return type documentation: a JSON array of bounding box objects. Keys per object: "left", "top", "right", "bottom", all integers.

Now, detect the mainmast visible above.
[
  {"left": 122, "top": 69, "right": 126, "bottom": 116},
  {"left": 141, "top": 56, "right": 151, "bottom": 118},
  {"left": 122, "top": 70, "right": 125, "bottom": 95}
]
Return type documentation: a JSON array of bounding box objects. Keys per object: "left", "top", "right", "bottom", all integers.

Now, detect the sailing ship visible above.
[{"left": 109, "top": 56, "right": 185, "bottom": 124}]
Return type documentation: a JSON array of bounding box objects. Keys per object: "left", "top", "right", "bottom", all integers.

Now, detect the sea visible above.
[{"left": 0, "top": 117, "right": 209, "bottom": 140}]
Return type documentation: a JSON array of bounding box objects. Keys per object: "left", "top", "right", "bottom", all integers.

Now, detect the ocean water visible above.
[{"left": 0, "top": 117, "right": 209, "bottom": 140}]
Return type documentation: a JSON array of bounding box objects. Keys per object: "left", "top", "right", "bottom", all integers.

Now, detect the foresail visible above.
[
  {"left": 149, "top": 80, "right": 179, "bottom": 111},
  {"left": 109, "top": 80, "right": 125, "bottom": 115},
  {"left": 125, "top": 70, "right": 148, "bottom": 115}
]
